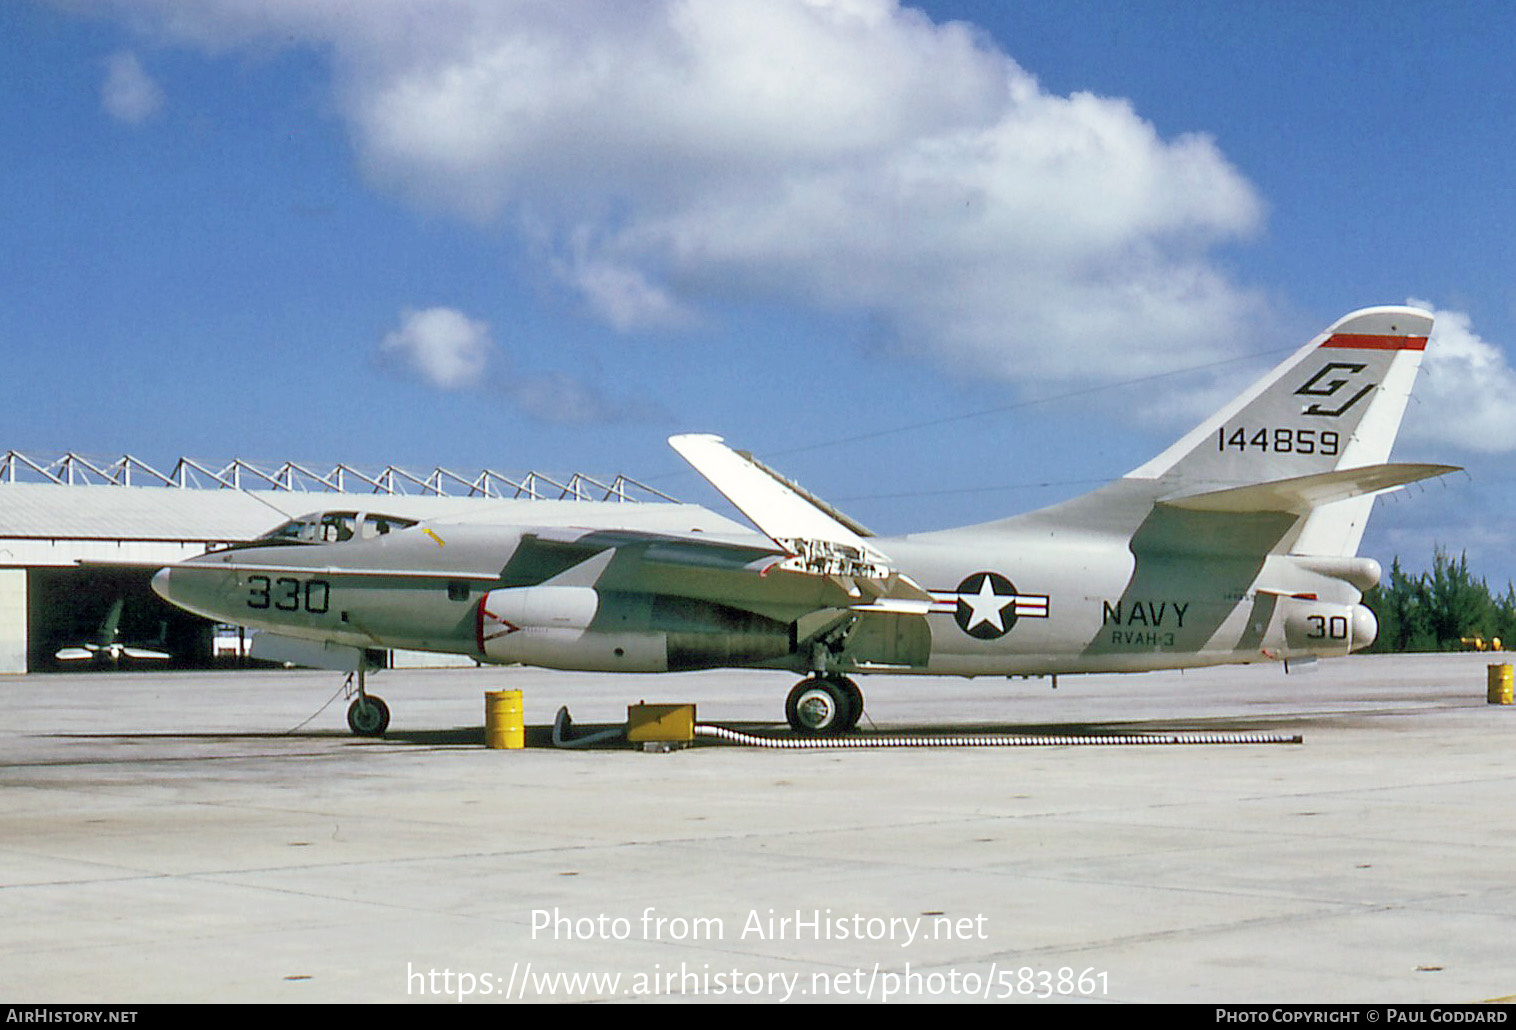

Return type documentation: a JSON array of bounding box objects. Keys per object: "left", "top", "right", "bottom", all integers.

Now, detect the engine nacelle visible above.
[
  {"left": 1276, "top": 597, "right": 1377, "bottom": 658},
  {"left": 476, "top": 586, "right": 664, "bottom": 671},
  {"left": 481, "top": 585, "right": 599, "bottom": 634},
  {"left": 475, "top": 587, "right": 793, "bottom": 672}
]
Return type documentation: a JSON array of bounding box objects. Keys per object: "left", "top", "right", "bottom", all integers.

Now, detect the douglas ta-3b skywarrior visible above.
[{"left": 153, "top": 306, "right": 1456, "bottom": 737}]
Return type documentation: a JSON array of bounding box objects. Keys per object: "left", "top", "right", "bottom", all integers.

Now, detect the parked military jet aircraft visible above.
[{"left": 153, "top": 306, "right": 1455, "bottom": 736}]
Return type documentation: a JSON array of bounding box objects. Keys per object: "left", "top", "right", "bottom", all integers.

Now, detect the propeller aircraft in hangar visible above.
[
  {"left": 152, "top": 306, "right": 1455, "bottom": 737},
  {"left": 54, "top": 598, "right": 172, "bottom": 664}
]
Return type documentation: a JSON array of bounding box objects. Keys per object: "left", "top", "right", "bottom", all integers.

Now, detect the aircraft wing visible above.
[
  {"left": 498, "top": 525, "right": 786, "bottom": 587},
  {"left": 668, "top": 434, "right": 930, "bottom": 602},
  {"left": 484, "top": 526, "right": 937, "bottom": 671},
  {"left": 669, "top": 434, "right": 875, "bottom": 546},
  {"left": 500, "top": 525, "right": 927, "bottom": 619}
]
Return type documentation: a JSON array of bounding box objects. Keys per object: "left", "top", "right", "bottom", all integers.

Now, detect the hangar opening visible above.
[{"left": 27, "top": 565, "right": 210, "bottom": 671}]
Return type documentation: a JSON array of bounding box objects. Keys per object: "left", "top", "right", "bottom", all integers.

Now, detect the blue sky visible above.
[{"left": 4, "top": 1, "right": 1515, "bottom": 585}]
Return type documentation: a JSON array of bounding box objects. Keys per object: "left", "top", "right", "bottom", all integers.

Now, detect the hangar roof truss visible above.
[{"left": 0, "top": 452, "right": 676, "bottom": 503}]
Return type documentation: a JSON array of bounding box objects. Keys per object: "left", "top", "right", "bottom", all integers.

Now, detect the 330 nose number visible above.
[{"left": 246, "top": 575, "right": 330, "bottom": 614}]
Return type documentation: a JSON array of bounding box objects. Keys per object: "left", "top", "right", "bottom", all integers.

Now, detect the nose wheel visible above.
[
  {"left": 785, "top": 675, "right": 864, "bottom": 736},
  {"left": 343, "top": 666, "right": 390, "bottom": 737},
  {"left": 346, "top": 695, "right": 390, "bottom": 736}
]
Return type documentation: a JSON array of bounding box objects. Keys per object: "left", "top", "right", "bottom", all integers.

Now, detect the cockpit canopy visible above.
[
  {"left": 257, "top": 511, "right": 420, "bottom": 545},
  {"left": 206, "top": 510, "right": 422, "bottom": 553}
]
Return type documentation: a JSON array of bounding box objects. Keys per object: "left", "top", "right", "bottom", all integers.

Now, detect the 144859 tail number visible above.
[{"left": 1218, "top": 427, "right": 1339, "bottom": 456}]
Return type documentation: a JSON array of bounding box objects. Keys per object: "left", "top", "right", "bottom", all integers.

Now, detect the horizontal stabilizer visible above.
[
  {"left": 120, "top": 647, "right": 172, "bottom": 660},
  {"left": 1159, "top": 463, "right": 1459, "bottom": 514}
]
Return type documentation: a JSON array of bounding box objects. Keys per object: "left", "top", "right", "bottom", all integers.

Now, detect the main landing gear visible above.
[
  {"left": 785, "top": 674, "right": 864, "bottom": 737},
  {"left": 344, "top": 666, "right": 390, "bottom": 737}
]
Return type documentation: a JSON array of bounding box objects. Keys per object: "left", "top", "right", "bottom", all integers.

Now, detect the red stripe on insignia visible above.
[{"left": 1322, "top": 333, "right": 1428, "bottom": 351}]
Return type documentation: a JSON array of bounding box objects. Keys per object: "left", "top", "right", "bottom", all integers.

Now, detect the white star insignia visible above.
[{"left": 959, "top": 575, "right": 1012, "bottom": 633}]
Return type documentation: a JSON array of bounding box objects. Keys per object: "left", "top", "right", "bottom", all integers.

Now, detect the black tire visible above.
[
  {"left": 346, "top": 695, "right": 390, "bottom": 737},
  {"left": 835, "top": 676, "right": 864, "bottom": 731},
  {"left": 785, "top": 677, "right": 854, "bottom": 737}
]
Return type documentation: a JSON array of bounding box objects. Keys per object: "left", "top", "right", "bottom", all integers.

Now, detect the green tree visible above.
[
  {"left": 1492, "top": 584, "right": 1516, "bottom": 650},
  {"left": 1426, "top": 550, "right": 1486, "bottom": 648},
  {"left": 1361, "top": 550, "right": 1513, "bottom": 652},
  {"left": 1363, "top": 557, "right": 1432, "bottom": 652}
]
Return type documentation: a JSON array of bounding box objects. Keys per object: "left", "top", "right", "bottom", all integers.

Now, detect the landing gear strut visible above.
[
  {"left": 785, "top": 674, "right": 864, "bottom": 736},
  {"left": 343, "top": 666, "right": 390, "bottom": 737}
]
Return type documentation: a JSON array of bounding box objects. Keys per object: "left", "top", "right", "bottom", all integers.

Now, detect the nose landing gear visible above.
[
  {"left": 343, "top": 666, "right": 390, "bottom": 737},
  {"left": 785, "top": 674, "right": 864, "bottom": 736},
  {"left": 346, "top": 694, "right": 390, "bottom": 736}
]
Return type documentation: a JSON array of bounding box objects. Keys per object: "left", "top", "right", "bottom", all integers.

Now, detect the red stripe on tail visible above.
[{"left": 1322, "top": 333, "right": 1428, "bottom": 351}]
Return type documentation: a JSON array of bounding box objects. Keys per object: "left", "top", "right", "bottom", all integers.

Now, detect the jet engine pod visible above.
[
  {"left": 1278, "top": 597, "right": 1377, "bottom": 658},
  {"left": 475, "top": 587, "right": 794, "bottom": 673},
  {"left": 481, "top": 584, "right": 600, "bottom": 633},
  {"left": 648, "top": 595, "right": 793, "bottom": 671},
  {"left": 476, "top": 586, "right": 659, "bottom": 671}
]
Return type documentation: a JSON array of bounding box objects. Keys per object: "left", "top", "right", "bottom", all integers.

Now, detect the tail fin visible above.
[
  {"left": 1130, "top": 306, "right": 1432, "bottom": 484},
  {"left": 96, "top": 598, "right": 125, "bottom": 647},
  {"left": 1127, "top": 305, "right": 1439, "bottom": 556}
]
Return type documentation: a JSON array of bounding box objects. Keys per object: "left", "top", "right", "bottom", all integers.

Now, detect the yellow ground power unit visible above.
[{"left": 626, "top": 703, "right": 696, "bottom": 743}]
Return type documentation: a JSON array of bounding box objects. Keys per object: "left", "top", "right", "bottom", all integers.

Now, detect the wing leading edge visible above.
[{"left": 1159, "top": 462, "right": 1459, "bottom": 514}]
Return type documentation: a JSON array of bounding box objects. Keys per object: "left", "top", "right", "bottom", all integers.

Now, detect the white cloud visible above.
[
  {"left": 378, "top": 306, "right": 492, "bottom": 390},
  {"left": 556, "top": 243, "right": 696, "bottom": 333},
  {"left": 100, "top": 50, "right": 164, "bottom": 124},
  {"left": 376, "top": 305, "right": 650, "bottom": 423},
  {"left": 94, "top": 0, "right": 1268, "bottom": 382},
  {"left": 511, "top": 372, "right": 624, "bottom": 425},
  {"left": 1403, "top": 300, "right": 1516, "bottom": 454}
]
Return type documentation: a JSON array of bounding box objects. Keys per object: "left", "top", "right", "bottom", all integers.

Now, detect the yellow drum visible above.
[
  {"left": 485, "top": 689, "right": 525, "bottom": 748},
  {"left": 1488, "top": 664, "right": 1513, "bottom": 705}
]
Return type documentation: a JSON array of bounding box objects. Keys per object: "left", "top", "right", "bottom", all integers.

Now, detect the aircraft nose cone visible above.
[
  {"left": 151, "top": 562, "right": 235, "bottom": 624},
  {"left": 151, "top": 567, "right": 173, "bottom": 602}
]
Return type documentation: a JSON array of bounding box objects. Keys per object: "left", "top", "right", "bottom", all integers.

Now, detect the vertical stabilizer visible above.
[
  {"left": 1128, "top": 306, "right": 1432, "bottom": 555},
  {"left": 96, "top": 598, "right": 125, "bottom": 647}
]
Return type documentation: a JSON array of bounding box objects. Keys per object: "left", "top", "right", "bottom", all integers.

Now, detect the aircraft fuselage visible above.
[{"left": 152, "top": 504, "right": 1375, "bottom": 680}]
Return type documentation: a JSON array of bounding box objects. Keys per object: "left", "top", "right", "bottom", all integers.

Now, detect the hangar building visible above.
[{"left": 0, "top": 453, "right": 672, "bottom": 674}]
